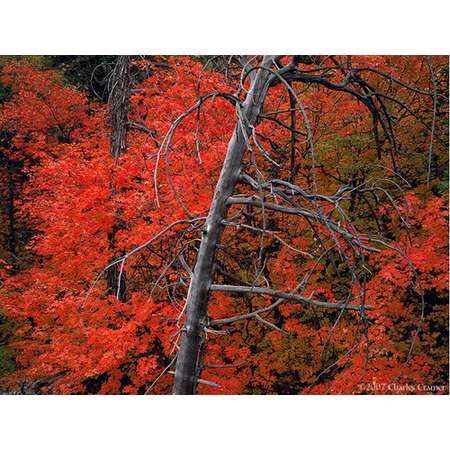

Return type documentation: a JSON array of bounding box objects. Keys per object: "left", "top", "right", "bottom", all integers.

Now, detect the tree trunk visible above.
[
  {"left": 6, "top": 159, "right": 18, "bottom": 274},
  {"left": 109, "top": 56, "right": 130, "bottom": 160},
  {"left": 172, "top": 56, "right": 275, "bottom": 394},
  {"left": 106, "top": 56, "right": 130, "bottom": 300}
]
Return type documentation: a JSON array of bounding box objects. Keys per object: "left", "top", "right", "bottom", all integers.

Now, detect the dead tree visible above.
[{"left": 172, "top": 56, "right": 277, "bottom": 394}]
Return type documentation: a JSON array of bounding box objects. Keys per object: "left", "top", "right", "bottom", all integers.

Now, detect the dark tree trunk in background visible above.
[
  {"left": 106, "top": 56, "right": 131, "bottom": 300},
  {"left": 109, "top": 56, "right": 131, "bottom": 160},
  {"left": 288, "top": 84, "right": 297, "bottom": 181},
  {"left": 6, "top": 160, "right": 18, "bottom": 274},
  {"left": 172, "top": 56, "right": 276, "bottom": 394}
]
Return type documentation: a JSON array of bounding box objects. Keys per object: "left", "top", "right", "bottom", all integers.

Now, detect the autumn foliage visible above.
[{"left": 0, "top": 56, "right": 448, "bottom": 394}]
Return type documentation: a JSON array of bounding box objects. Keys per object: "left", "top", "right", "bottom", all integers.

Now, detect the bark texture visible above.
[
  {"left": 109, "top": 56, "right": 131, "bottom": 160},
  {"left": 173, "top": 56, "right": 275, "bottom": 394},
  {"left": 106, "top": 56, "right": 130, "bottom": 300}
]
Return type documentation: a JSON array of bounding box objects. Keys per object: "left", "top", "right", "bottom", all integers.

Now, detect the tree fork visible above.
[{"left": 172, "top": 56, "right": 276, "bottom": 394}]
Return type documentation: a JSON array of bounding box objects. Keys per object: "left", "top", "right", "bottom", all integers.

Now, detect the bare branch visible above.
[{"left": 209, "top": 284, "right": 376, "bottom": 316}]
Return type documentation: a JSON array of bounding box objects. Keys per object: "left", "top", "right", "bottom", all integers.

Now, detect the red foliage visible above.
[{"left": 0, "top": 56, "right": 448, "bottom": 394}]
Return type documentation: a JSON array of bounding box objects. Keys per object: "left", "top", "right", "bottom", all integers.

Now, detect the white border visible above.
[
  {"left": 1, "top": 395, "right": 449, "bottom": 449},
  {"left": 0, "top": 1, "right": 449, "bottom": 54}
]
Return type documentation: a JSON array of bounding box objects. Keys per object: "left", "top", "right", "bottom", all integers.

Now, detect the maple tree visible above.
[{"left": 0, "top": 55, "right": 448, "bottom": 394}]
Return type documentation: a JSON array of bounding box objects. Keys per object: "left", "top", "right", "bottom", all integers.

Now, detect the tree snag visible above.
[{"left": 172, "top": 56, "right": 276, "bottom": 394}]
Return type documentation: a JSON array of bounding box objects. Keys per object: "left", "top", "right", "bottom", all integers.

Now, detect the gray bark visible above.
[
  {"left": 109, "top": 56, "right": 130, "bottom": 160},
  {"left": 172, "top": 56, "right": 276, "bottom": 394},
  {"left": 106, "top": 56, "right": 130, "bottom": 300}
]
